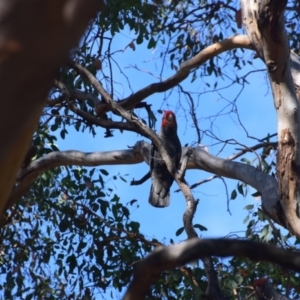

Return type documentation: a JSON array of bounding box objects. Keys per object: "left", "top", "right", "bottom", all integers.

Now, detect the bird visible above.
[
  {"left": 148, "top": 110, "right": 181, "bottom": 207},
  {"left": 253, "top": 278, "right": 290, "bottom": 300}
]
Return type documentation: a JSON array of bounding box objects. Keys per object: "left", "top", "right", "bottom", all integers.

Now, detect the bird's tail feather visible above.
[{"left": 148, "top": 185, "right": 170, "bottom": 207}]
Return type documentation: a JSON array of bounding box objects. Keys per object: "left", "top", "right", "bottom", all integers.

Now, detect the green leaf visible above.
[
  {"left": 234, "top": 274, "right": 243, "bottom": 285},
  {"left": 257, "top": 209, "right": 266, "bottom": 221},
  {"left": 121, "top": 206, "right": 130, "bottom": 218},
  {"left": 91, "top": 203, "right": 99, "bottom": 212},
  {"left": 100, "top": 169, "right": 109, "bottom": 176},
  {"left": 99, "top": 175, "right": 104, "bottom": 189},
  {"left": 60, "top": 129, "right": 68, "bottom": 139},
  {"left": 112, "top": 204, "right": 119, "bottom": 220},
  {"left": 73, "top": 169, "right": 81, "bottom": 181},
  {"left": 241, "top": 157, "right": 250, "bottom": 165},
  {"left": 259, "top": 225, "right": 269, "bottom": 239},
  {"left": 50, "top": 144, "right": 59, "bottom": 151},
  {"left": 136, "top": 33, "right": 143, "bottom": 44},
  {"left": 66, "top": 254, "right": 77, "bottom": 273},
  {"left": 99, "top": 200, "right": 109, "bottom": 217},
  {"left": 226, "top": 279, "right": 238, "bottom": 289},
  {"left": 111, "top": 194, "right": 120, "bottom": 202},
  {"left": 237, "top": 183, "right": 244, "bottom": 196},
  {"left": 130, "top": 221, "right": 140, "bottom": 233},
  {"left": 243, "top": 215, "right": 249, "bottom": 224},
  {"left": 175, "top": 227, "right": 184, "bottom": 236},
  {"left": 193, "top": 224, "right": 208, "bottom": 231},
  {"left": 128, "top": 199, "right": 137, "bottom": 206},
  {"left": 251, "top": 191, "right": 261, "bottom": 197},
  {"left": 75, "top": 121, "right": 81, "bottom": 131},
  {"left": 51, "top": 123, "right": 58, "bottom": 132},
  {"left": 230, "top": 189, "right": 237, "bottom": 200},
  {"left": 147, "top": 36, "right": 156, "bottom": 49},
  {"left": 59, "top": 218, "right": 70, "bottom": 233},
  {"left": 244, "top": 204, "right": 254, "bottom": 211},
  {"left": 41, "top": 173, "right": 48, "bottom": 181},
  {"left": 120, "top": 176, "right": 127, "bottom": 183}
]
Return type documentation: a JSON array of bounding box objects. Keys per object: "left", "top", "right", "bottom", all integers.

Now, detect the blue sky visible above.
[{"left": 56, "top": 29, "right": 277, "bottom": 247}]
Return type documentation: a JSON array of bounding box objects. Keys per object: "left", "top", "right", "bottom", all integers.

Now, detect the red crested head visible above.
[
  {"left": 161, "top": 110, "right": 177, "bottom": 129},
  {"left": 253, "top": 278, "right": 268, "bottom": 288}
]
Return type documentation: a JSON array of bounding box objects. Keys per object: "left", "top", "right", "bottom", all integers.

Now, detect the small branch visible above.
[
  {"left": 183, "top": 197, "right": 199, "bottom": 238},
  {"left": 46, "top": 95, "right": 65, "bottom": 106},
  {"left": 215, "top": 176, "right": 232, "bottom": 215},
  {"left": 178, "top": 85, "right": 202, "bottom": 144},
  {"left": 177, "top": 175, "right": 219, "bottom": 192},
  {"left": 229, "top": 142, "right": 277, "bottom": 161},
  {"left": 130, "top": 171, "right": 150, "bottom": 186},
  {"left": 54, "top": 80, "right": 143, "bottom": 134},
  {"left": 70, "top": 89, "right": 101, "bottom": 107}
]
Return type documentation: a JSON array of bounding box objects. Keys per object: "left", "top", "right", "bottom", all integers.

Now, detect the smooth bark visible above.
[{"left": 0, "top": 0, "right": 102, "bottom": 217}]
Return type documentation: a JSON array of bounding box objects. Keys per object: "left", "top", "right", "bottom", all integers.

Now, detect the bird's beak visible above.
[{"left": 167, "top": 114, "right": 174, "bottom": 124}]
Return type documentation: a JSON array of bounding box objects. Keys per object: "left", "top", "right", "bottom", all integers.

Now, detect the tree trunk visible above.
[{"left": 241, "top": 0, "right": 300, "bottom": 236}]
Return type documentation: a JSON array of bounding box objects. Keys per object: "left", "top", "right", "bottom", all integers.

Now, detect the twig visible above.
[
  {"left": 54, "top": 80, "right": 141, "bottom": 134},
  {"left": 130, "top": 171, "right": 150, "bottom": 186},
  {"left": 178, "top": 147, "right": 193, "bottom": 180}
]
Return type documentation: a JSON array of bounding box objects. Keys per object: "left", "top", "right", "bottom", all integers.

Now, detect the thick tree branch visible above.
[
  {"left": 0, "top": 0, "right": 102, "bottom": 217},
  {"left": 7, "top": 149, "right": 143, "bottom": 209},
  {"left": 8, "top": 143, "right": 285, "bottom": 231},
  {"left": 123, "top": 238, "right": 300, "bottom": 300}
]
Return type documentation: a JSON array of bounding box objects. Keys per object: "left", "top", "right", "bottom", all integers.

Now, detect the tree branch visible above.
[
  {"left": 8, "top": 143, "right": 285, "bottom": 233},
  {"left": 54, "top": 80, "right": 143, "bottom": 134},
  {"left": 123, "top": 238, "right": 300, "bottom": 300},
  {"left": 82, "top": 35, "right": 253, "bottom": 116},
  {"left": 7, "top": 149, "right": 143, "bottom": 209}
]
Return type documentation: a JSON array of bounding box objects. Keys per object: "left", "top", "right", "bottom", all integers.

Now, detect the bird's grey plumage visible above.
[{"left": 148, "top": 111, "right": 181, "bottom": 207}]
